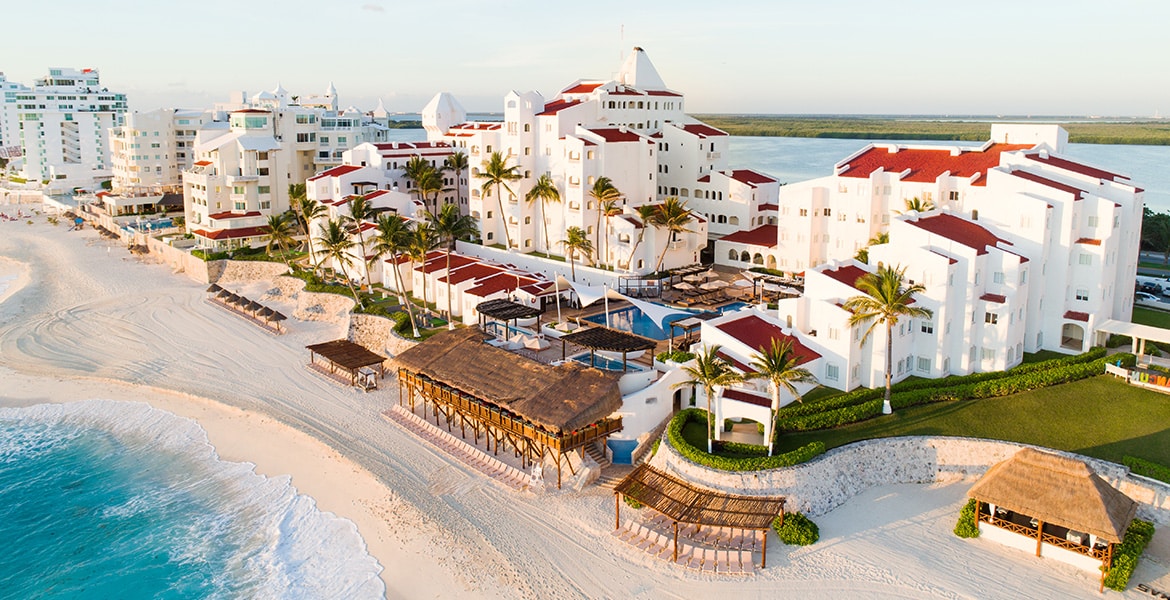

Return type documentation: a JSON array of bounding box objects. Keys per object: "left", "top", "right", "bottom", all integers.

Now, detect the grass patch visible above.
[
  {"left": 1133, "top": 306, "right": 1170, "bottom": 329},
  {"left": 1139, "top": 261, "right": 1170, "bottom": 270},
  {"left": 773, "top": 376, "right": 1170, "bottom": 466},
  {"left": 527, "top": 251, "right": 566, "bottom": 263}
]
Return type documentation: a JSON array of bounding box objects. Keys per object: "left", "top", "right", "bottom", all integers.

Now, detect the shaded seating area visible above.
[
  {"left": 667, "top": 316, "right": 704, "bottom": 351},
  {"left": 393, "top": 328, "right": 624, "bottom": 488},
  {"left": 306, "top": 339, "right": 387, "bottom": 390},
  {"left": 559, "top": 326, "right": 657, "bottom": 373},
  {"left": 967, "top": 448, "right": 1137, "bottom": 592},
  {"left": 476, "top": 298, "right": 544, "bottom": 347},
  {"left": 613, "top": 463, "right": 785, "bottom": 571},
  {"left": 206, "top": 284, "right": 287, "bottom": 333}
]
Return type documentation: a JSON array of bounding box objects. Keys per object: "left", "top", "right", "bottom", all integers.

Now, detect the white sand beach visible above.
[{"left": 1, "top": 218, "right": 1166, "bottom": 599}]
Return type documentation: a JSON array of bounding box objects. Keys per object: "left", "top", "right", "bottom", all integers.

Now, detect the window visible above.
[
  {"left": 232, "top": 186, "right": 244, "bottom": 194},
  {"left": 981, "top": 348, "right": 995, "bottom": 362},
  {"left": 1075, "top": 288, "right": 1089, "bottom": 301},
  {"left": 896, "top": 359, "right": 904, "bottom": 375},
  {"left": 993, "top": 272, "right": 1004, "bottom": 284},
  {"left": 799, "top": 208, "right": 808, "bottom": 217},
  {"left": 1020, "top": 270, "right": 1027, "bottom": 284},
  {"left": 921, "top": 321, "right": 933, "bottom": 334},
  {"left": 823, "top": 208, "right": 831, "bottom": 216},
  {"left": 828, "top": 328, "right": 840, "bottom": 340},
  {"left": 258, "top": 186, "right": 270, "bottom": 194},
  {"left": 826, "top": 364, "right": 840, "bottom": 381},
  {"left": 1079, "top": 254, "right": 1092, "bottom": 266},
  {"left": 1088, "top": 215, "right": 1099, "bottom": 227},
  {"left": 917, "top": 357, "right": 930, "bottom": 372},
  {"left": 985, "top": 312, "right": 998, "bottom": 325},
  {"left": 948, "top": 190, "right": 959, "bottom": 201}
]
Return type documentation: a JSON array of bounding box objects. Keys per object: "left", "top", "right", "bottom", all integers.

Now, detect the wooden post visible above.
[
  {"left": 556, "top": 455, "right": 563, "bottom": 489},
  {"left": 614, "top": 492, "right": 620, "bottom": 530},
  {"left": 1035, "top": 520, "right": 1044, "bottom": 557},
  {"left": 762, "top": 529, "right": 768, "bottom": 569},
  {"left": 1100, "top": 543, "right": 1113, "bottom": 593},
  {"left": 673, "top": 521, "right": 679, "bottom": 563}
]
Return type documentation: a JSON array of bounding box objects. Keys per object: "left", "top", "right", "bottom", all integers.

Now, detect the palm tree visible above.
[
  {"left": 428, "top": 203, "right": 479, "bottom": 329},
  {"left": 560, "top": 226, "right": 593, "bottom": 282},
  {"left": 899, "top": 196, "right": 935, "bottom": 213},
  {"left": 264, "top": 212, "right": 297, "bottom": 270},
  {"left": 675, "top": 345, "right": 743, "bottom": 453},
  {"left": 749, "top": 339, "right": 818, "bottom": 456},
  {"left": 1142, "top": 211, "right": 1170, "bottom": 265},
  {"left": 406, "top": 221, "right": 439, "bottom": 328},
  {"left": 372, "top": 214, "right": 419, "bottom": 337},
  {"left": 525, "top": 174, "right": 561, "bottom": 256},
  {"left": 589, "top": 177, "right": 622, "bottom": 262},
  {"left": 854, "top": 231, "right": 889, "bottom": 264},
  {"left": 343, "top": 195, "right": 376, "bottom": 291},
  {"left": 316, "top": 218, "right": 363, "bottom": 308},
  {"left": 479, "top": 151, "right": 521, "bottom": 249},
  {"left": 442, "top": 150, "right": 468, "bottom": 208},
  {"left": 599, "top": 197, "right": 622, "bottom": 270},
  {"left": 415, "top": 168, "right": 448, "bottom": 213},
  {"left": 296, "top": 196, "right": 327, "bottom": 273},
  {"left": 648, "top": 196, "right": 696, "bottom": 273},
  {"left": 625, "top": 204, "right": 658, "bottom": 270},
  {"left": 842, "top": 264, "right": 933, "bottom": 415}
]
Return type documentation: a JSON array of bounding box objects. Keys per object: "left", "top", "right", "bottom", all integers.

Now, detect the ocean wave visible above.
[{"left": 0, "top": 400, "right": 385, "bottom": 599}]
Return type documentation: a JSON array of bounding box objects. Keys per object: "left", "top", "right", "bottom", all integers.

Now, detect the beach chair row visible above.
[
  {"left": 644, "top": 513, "right": 765, "bottom": 551},
  {"left": 613, "top": 521, "right": 755, "bottom": 574},
  {"left": 384, "top": 406, "right": 529, "bottom": 491}
]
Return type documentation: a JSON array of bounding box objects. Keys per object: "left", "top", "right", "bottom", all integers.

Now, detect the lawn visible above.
[
  {"left": 1132, "top": 306, "right": 1170, "bottom": 329},
  {"left": 772, "top": 376, "right": 1170, "bottom": 466}
]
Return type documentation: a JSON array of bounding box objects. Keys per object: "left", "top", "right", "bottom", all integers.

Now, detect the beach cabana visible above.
[
  {"left": 306, "top": 339, "right": 387, "bottom": 388},
  {"left": 560, "top": 326, "right": 656, "bottom": 373},
  {"left": 476, "top": 298, "right": 541, "bottom": 341},
  {"left": 668, "top": 316, "right": 704, "bottom": 351},
  {"left": 967, "top": 448, "right": 1137, "bottom": 591},
  {"left": 614, "top": 463, "right": 785, "bottom": 568},
  {"left": 394, "top": 327, "right": 623, "bottom": 488}
]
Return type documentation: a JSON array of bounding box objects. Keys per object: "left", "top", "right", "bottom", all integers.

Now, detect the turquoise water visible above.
[
  {"left": 570, "top": 353, "right": 647, "bottom": 372},
  {"left": 584, "top": 302, "right": 751, "bottom": 340},
  {"left": 0, "top": 401, "right": 384, "bottom": 599}
]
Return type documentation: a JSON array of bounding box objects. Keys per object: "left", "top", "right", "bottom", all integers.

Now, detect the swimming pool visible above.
[
  {"left": 570, "top": 353, "right": 647, "bottom": 372},
  {"left": 582, "top": 301, "right": 752, "bottom": 340}
]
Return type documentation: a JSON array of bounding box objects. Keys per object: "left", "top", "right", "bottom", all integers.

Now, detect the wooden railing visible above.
[{"left": 979, "top": 513, "right": 1106, "bottom": 559}]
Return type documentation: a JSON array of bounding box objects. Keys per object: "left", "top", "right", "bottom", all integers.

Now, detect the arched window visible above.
[
  {"left": 729, "top": 216, "right": 739, "bottom": 226},
  {"left": 680, "top": 188, "right": 689, "bottom": 197},
  {"left": 729, "top": 249, "right": 738, "bottom": 260},
  {"left": 753, "top": 253, "right": 764, "bottom": 265},
  {"left": 740, "top": 251, "right": 750, "bottom": 262}
]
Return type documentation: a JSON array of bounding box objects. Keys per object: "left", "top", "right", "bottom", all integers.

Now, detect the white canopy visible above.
[{"left": 626, "top": 295, "right": 693, "bottom": 330}]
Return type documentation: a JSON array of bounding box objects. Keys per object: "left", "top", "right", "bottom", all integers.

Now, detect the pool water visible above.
[
  {"left": 570, "top": 353, "right": 647, "bottom": 372},
  {"left": 583, "top": 301, "right": 753, "bottom": 340}
]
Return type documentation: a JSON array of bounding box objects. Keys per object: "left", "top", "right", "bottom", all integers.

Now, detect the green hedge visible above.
[
  {"left": 1123, "top": 456, "right": 1170, "bottom": 484},
  {"left": 667, "top": 409, "right": 824, "bottom": 471},
  {"left": 1104, "top": 519, "right": 1155, "bottom": 591},
  {"left": 192, "top": 249, "right": 229, "bottom": 261},
  {"left": 778, "top": 350, "right": 1131, "bottom": 432},
  {"left": 388, "top": 311, "right": 413, "bottom": 336},
  {"left": 773, "top": 512, "right": 819, "bottom": 546},
  {"left": 655, "top": 349, "right": 695, "bottom": 363},
  {"left": 953, "top": 499, "right": 980, "bottom": 538}
]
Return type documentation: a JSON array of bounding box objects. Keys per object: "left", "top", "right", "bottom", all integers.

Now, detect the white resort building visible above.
[
  {"left": 109, "top": 108, "right": 214, "bottom": 196},
  {"left": 0, "top": 68, "right": 128, "bottom": 189}
]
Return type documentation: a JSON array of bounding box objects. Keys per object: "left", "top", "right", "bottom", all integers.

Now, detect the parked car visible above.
[{"left": 1136, "top": 291, "right": 1163, "bottom": 307}]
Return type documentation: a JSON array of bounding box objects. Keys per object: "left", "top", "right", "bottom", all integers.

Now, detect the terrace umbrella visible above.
[
  {"left": 700, "top": 279, "right": 730, "bottom": 290},
  {"left": 245, "top": 300, "right": 263, "bottom": 312},
  {"left": 223, "top": 292, "right": 239, "bottom": 302},
  {"left": 673, "top": 281, "right": 696, "bottom": 291},
  {"left": 270, "top": 311, "right": 288, "bottom": 322},
  {"left": 762, "top": 282, "right": 783, "bottom": 292},
  {"left": 216, "top": 289, "right": 231, "bottom": 299},
  {"left": 206, "top": 283, "right": 222, "bottom": 293},
  {"left": 232, "top": 295, "right": 250, "bottom": 306},
  {"left": 733, "top": 279, "right": 754, "bottom": 288},
  {"left": 702, "top": 269, "right": 719, "bottom": 279},
  {"left": 683, "top": 274, "right": 705, "bottom": 283},
  {"left": 256, "top": 307, "right": 275, "bottom": 318}
]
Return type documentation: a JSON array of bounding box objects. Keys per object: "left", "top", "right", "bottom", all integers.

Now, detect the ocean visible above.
[
  {"left": 0, "top": 401, "right": 384, "bottom": 599},
  {"left": 382, "top": 128, "right": 1170, "bottom": 213}
]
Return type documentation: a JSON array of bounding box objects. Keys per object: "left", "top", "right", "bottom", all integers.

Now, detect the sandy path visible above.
[{"left": 0, "top": 219, "right": 1161, "bottom": 599}]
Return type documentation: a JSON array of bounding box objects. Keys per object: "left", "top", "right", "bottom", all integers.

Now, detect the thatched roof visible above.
[
  {"left": 615, "top": 464, "right": 785, "bottom": 530},
  {"left": 968, "top": 448, "right": 1137, "bottom": 543},
  {"left": 561, "top": 326, "right": 657, "bottom": 353},
  {"left": 476, "top": 298, "right": 541, "bottom": 321},
  {"left": 393, "top": 327, "right": 622, "bottom": 433},
  {"left": 306, "top": 339, "right": 386, "bottom": 371}
]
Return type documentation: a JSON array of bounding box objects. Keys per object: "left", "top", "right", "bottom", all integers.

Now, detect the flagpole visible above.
[{"left": 604, "top": 283, "right": 611, "bottom": 328}]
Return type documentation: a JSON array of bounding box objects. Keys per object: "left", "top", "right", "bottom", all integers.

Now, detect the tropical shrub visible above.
[
  {"left": 773, "top": 512, "right": 819, "bottom": 546},
  {"left": 1123, "top": 456, "right": 1170, "bottom": 484},
  {"left": 953, "top": 499, "right": 980, "bottom": 538},
  {"left": 623, "top": 496, "right": 644, "bottom": 509},
  {"left": 656, "top": 349, "right": 696, "bottom": 363},
  {"left": 1104, "top": 519, "right": 1155, "bottom": 591},
  {"left": 666, "top": 408, "right": 824, "bottom": 471},
  {"left": 388, "top": 311, "right": 412, "bottom": 335}
]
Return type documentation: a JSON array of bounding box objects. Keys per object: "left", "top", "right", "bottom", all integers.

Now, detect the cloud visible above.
[{"left": 361, "top": 3, "right": 384, "bottom": 12}]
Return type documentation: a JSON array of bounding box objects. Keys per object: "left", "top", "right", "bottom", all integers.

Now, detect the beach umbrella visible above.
[
  {"left": 762, "top": 282, "right": 783, "bottom": 292},
  {"left": 733, "top": 279, "right": 754, "bottom": 288},
  {"left": 206, "top": 283, "right": 222, "bottom": 293},
  {"left": 683, "top": 274, "right": 705, "bottom": 283},
  {"left": 673, "top": 281, "right": 696, "bottom": 291},
  {"left": 231, "top": 295, "right": 248, "bottom": 306},
  {"left": 270, "top": 311, "right": 288, "bottom": 321},
  {"left": 216, "top": 289, "right": 231, "bottom": 298},
  {"left": 701, "top": 279, "right": 730, "bottom": 290},
  {"left": 245, "top": 300, "right": 263, "bottom": 312},
  {"left": 256, "top": 307, "right": 275, "bottom": 318}
]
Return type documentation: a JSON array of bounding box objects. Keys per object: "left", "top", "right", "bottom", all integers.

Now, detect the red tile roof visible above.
[
  {"left": 193, "top": 160, "right": 212, "bottom": 166},
  {"left": 231, "top": 108, "right": 269, "bottom": 114},
  {"left": 562, "top": 82, "right": 602, "bottom": 94},
  {"left": 821, "top": 264, "right": 871, "bottom": 290},
  {"left": 714, "top": 315, "right": 821, "bottom": 366},
  {"left": 192, "top": 225, "right": 269, "bottom": 240},
  {"left": 1009, "top": 169, "right": 1086, "bottom": 200},
  {"left": 840, "top": 143, "right": 1032, "bottom": 186},
  {"left": 908, "top": 213, "right": 1005, "bottom": 255},
  {"left": 618, "top": 215, "right": 644, "bottom": 229},
  {"left": 1075, "top": 237, "right": 1102, "bottom": 246},
  {"left": 722, "top": 388, "right": 771, "bottom": 408},
  {"left": 756, "top": 203, "right": 779, "bottom": 212},
  {"left": 679, "top": 124, "right": 727, "bottom": 138},
  {"left": 307, "top": 164, "right": 363, "bottom": 181},
  {"left": 646, "top": 90, "right": 682, "bottom": 97},
  {"left": 719, "top": 225, "right": 777, "bottom": 247},
  {"left": 441, "top": 262, "right": 502, "bottom": 285},
  {"left": 538, "top": 99, "right": 581, "bottom": 116},
  {"left": 1025, "top": 153, "right": 1126, "bottom": 182},
  {"left": 1064, "top": 310, "right": 1090, "bottom": 322},
  {"left": 716, "top": 351, "right": 758, "bottom": 375},
  {"left": 587, "top": 127, "right": 643, "bottom": 143},
  {"left": 696, "top": 175, "right": 711, "bottom": 183},
  {"left": 728, "top": 170, "right": 777, "bottom": 187},
  {"left": 466, "top": 273, "right": 538, "bottom": 297},
  {"left": 208, "top": 210, "right": 261, "bottom": 220},
  {"left": 980, "top": 293, "right": 1007, "bottom": 303}
]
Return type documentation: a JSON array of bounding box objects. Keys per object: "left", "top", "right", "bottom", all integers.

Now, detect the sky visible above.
[{"left": 2, "top": 0, "right": 1167, "bottom": 117}]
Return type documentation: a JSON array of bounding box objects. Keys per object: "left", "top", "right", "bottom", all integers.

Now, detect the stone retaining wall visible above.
[
  {"left": 652, "top": 436, "right": 1170, "bottom": 524},
  {"left": 350, "top": 314, "right": 397, "bottom": 356},
  {"left": 294, "top": 289, "right": 355, "bottom": 323}
]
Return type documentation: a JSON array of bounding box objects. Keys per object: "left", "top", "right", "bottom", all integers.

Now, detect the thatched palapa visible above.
[
  {"left": 393, "top": 327, "right": 621, "bottom": 433},
  {"left": 968, "top": 448, "right": 1136, "bottom": 543}
]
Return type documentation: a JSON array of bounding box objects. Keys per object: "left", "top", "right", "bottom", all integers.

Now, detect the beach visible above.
[{"left": 2, "top": 217, "right": 1167, "bottom": 599}]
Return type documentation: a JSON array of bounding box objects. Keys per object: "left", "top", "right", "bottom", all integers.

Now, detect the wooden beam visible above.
[
  {"left": 1035, "top": 520, "right": 1044, "bottom": 557},
  {"left": 762, "top": 528, "right": 768, "bottom": 569},
  {"left": 673, "top": 521, "right": 679, "bottom": 563},
  {"left": 614, "top": 492, "right": 620, "bottom": 530}
]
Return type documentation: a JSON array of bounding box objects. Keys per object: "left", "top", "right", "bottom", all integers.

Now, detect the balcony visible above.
[
  {"left": 228, "top": 173, "right": 258, "bottom": 183},
  {"left": 706, "top": 151, "right": 721, "bottom": 160}
]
